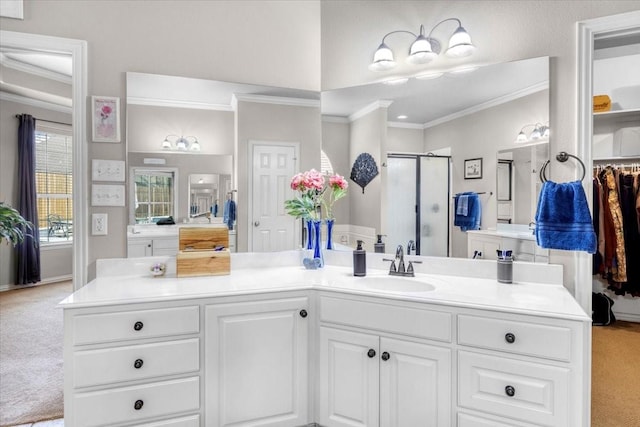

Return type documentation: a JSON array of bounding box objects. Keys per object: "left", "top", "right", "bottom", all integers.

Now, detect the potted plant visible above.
[{"left": 0, "top": 202, "right": 33, "bottom": 246}]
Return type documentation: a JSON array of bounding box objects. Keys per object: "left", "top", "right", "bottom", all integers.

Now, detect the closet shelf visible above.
[
  {"left": 593, "top": 108, "right": 640, "bottom": 125},
  {"left": 593, "top": 155, "right": 640, "bottom": 162}
]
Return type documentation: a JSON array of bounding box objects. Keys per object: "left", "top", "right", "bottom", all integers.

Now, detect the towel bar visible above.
[{"left": 539, "top": 152, "right": 586, "bottom": 183}]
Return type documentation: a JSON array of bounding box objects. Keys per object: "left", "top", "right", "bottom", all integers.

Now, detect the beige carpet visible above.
[
  {"left": 0, "top": 281, "right": 72, "bottom": 427},
  {"left": 592, "top": 321, "right": 640, "bottom": 427}
]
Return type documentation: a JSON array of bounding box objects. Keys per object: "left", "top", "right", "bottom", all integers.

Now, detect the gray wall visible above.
[
  {"left": 0, "top": 99, "right": 73, "bottom": 286},
  {"left": 349, "top": 108, "right": 387, "bottom": 233},
  {"left": 320, "top": 119, "right": 351, "bottom": 224},
  {"left": 235, "top": 100, "right": 321, "bottom": 252},
  {"left": 424, "top": 90, "right": 549, "bottom": 258}
]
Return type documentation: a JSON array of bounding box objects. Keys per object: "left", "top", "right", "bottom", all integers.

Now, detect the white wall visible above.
[{"left": 387, "top": 126, "right": 424, "bottom": 153}]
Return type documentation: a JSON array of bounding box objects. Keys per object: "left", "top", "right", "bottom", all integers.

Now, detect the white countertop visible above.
[{"left": 60, "top": 251, "right": 588, "bottom": 321}]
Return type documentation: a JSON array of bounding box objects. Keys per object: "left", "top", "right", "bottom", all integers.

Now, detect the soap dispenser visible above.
[
  {"left": 353, "top": 240, "right": 366, "bottom": 277},
  {"left": 374, "top": 234, "right": 386, "bottom": 253}
]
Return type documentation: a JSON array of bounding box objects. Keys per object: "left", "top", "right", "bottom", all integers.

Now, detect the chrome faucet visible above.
[
  {"left": 407, "top": 240, "right": 416, "bottom": 255},
  {"left": 383, "top": 245, "right": 421, "bottom": 277}
]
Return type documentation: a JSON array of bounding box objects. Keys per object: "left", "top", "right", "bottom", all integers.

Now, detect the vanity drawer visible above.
[
  {"left": 73, "top": 306, "right": 200, "bottom": 345},
  {"left": 458, "top": 314, "right": 572, "bottom": 361},
  {"left": 320, "top": 296, "right": 451, "bottom": 342},
  {"left": 458, "top": 351, "right": 569, "bottom": 426},
  {"left": 73, "top": 376, "right": 200, "bottom": 427},
  {"left": 132, "top": 414, "right": 200, "bottom": 427},
  {"left": 73, "top": 338, "right": 199, "bottom": 388},
  {"left": 458, "top": 412, "right": 537, "bottom": 427}
]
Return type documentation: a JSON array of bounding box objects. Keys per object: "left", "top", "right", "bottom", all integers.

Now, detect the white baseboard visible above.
[{"left": 0, "top": 274, "right": 72, "bottom": 292}]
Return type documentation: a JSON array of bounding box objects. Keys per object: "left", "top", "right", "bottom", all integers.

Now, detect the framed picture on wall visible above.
[
  {"left": 91, "top": 96, "right": 120, "bottom": 143},
  {"left": 464, "top": 158, "right": 483, "bottom": 179}
]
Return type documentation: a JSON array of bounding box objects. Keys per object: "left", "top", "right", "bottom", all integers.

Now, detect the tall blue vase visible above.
[
  {"left": 325, "top": 218, "right": 334, "bottom": 250},
  {"left": 312, "top": 219, "right": 324, "bottom": 267},
  {"left": 305, "top": 219, "right": 314, "bottom": 250}
]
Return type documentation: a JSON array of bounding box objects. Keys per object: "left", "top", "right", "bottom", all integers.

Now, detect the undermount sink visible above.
[{"left": 358, "top": 276, "right": 436, "bottom": 293}]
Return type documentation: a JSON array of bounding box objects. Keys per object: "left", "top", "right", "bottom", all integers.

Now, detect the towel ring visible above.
[{"left": 540, "top": 152, "right": 586, "bottom": 183}]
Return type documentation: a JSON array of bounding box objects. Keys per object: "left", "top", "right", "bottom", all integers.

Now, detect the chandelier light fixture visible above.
[
  {"left": 515, "top": 123, "right": 550, "bottom": 143},
  {"left": 161, "top": 134, "right": 201, "bottom": 151},
  {"left": 369, "top": 18, "right": 476, "bottom": 72}
]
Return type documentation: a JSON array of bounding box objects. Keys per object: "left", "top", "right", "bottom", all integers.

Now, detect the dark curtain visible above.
[{"left": 16, "top": 114, "right": 41, "bottom": 284}]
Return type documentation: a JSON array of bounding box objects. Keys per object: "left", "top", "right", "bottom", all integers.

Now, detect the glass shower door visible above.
[
  {"left": 419, "top": 156, "right": 450, "bottom": 257},
  {"left": 386, "top": 156, "right": 417, "bottom": 255}
]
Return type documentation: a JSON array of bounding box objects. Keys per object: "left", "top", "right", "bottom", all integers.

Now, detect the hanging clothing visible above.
[
  {"left": 593, "top": 166, "right": 640, "bottom": 297},
  {"left": 224, "top": 198, "right": 236, "bottom": 230}
]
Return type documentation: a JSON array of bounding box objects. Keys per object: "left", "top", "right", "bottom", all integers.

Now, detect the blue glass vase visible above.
[
  {"left": 312, "top": 219, "right": 324, "bottom": 267},
  {"left": 325, "top": 218, "right": 334, "bottom": 250},
  {"left": 305, "top": 219, "right": 314, "bottom": 250}
]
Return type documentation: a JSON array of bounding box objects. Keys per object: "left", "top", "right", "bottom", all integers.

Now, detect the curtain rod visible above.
[{"left": 15, "top": 114, "right": 71, "bottom": 127}]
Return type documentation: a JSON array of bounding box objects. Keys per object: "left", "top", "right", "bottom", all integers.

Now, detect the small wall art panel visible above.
[{"left": 92, "top": 184, "right": 125, "bottom": 207}]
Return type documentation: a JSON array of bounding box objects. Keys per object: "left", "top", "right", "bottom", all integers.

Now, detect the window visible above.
[
  {"left": 321, "top": 150, "right": 335, "bottom": 175},
  {"left": 35, "top": 123, "right": 73, "bottom": 243},
  {"left": 132, "top": 168, "right": 177, "bottom": 224}
]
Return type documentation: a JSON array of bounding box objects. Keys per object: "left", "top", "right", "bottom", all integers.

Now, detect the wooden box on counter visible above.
[{"left": 176, "top": 226, "right": 230, "bottom": 277}]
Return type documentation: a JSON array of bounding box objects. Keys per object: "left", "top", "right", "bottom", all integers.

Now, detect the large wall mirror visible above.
[{"left": 321, "top": 56, "right": 549, "bottom": 258}]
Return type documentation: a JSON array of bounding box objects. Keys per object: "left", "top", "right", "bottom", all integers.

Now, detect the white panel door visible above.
[
  {"left": 251, "top": 143, "right": 297, "bottom": 251},
  {"left": 205, "top": 297, "right": 309, "bottom": 427},
  {"left": 319, "top": 327, "right": 379, "bottom": 427},
  {"left": 379, "top": 337, "right": 451, "bottom": 427}
]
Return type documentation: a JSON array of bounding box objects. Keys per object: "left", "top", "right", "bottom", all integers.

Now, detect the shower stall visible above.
[{"left": 386, "top": 154, "right": 451, "bottom": 257}]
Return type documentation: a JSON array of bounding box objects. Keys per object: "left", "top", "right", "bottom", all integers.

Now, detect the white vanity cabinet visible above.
[
  {"left": 127, "top": 236, "right": 179, "bottom": 257},
  {"left": 204, "top": 296, "right": 310, "bottom": 427},
  {"left": 63, "top": 304, "right": 202, "bottom": 427},
  {"left": 318, "top": 294, "right": 452, "bottom": 427}
]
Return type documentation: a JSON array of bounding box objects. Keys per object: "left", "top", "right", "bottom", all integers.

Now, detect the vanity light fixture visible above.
[
  {"left": 515, "top": 123, "right": 549, "bottom": 143},
  {"left": 161, "top": 134, "right": 201, "bottom": 152},
  {"left": 369, "top": 18, "right": 476, "bottom": 72}
]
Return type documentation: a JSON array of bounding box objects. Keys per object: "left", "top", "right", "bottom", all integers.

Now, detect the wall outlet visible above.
[{"left": 92, "top": 213, "right": 108, "bottom": 235}]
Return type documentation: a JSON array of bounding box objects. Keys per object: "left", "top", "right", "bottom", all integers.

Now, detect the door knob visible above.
[
  {"left": 254, "top": 221, "right": 260, "bottom": 227},
  {"left": 381, "top": 352, "right": 390, "bottom": 361},
  {"left": 367, "top": 349, "right": 376, "bottom": 358},
  {"left": 299, "top": 309, "right": 308, "bottom": 318}
]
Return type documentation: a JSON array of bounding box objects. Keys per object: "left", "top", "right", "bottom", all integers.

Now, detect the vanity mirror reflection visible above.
[
  {"left": 497, "top": 141, "right": 549, "bottom": 226},
  {"left": 188, "top": 173, "right": 232, "bottom": 220},
  {"left": 322, "top": 56, "right": 550, "bottom": 258}
]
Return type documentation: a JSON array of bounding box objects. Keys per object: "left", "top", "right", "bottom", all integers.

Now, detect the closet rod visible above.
[{"left": 15, "top": 114, "right": 71, "bottom": 127}]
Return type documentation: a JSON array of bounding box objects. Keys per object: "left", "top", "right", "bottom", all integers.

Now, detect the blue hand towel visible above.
[
  {"left": 454, "top": 192, "right": 481, "bottom": 231},
  {"left": 535, "top": 180, "right": 596, "bottom": 253}
]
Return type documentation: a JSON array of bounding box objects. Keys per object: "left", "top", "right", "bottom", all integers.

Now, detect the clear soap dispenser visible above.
[{"left": 353, "top": 240, "right": 366, "bottom": 277}]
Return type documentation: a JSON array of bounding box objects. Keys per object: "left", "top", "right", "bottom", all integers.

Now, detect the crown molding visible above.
[
  {"left": 0, "top": 90, "right": 72, "bottom": 114},
  {"left": 126, "top": 96, "right": 234, "bottom": 111},
  {"left": 233, "top": 93, "right": 320, "bottom": 108},
  {"left": 349, "top": 100, "right": 394, "bottom": 122},
  {"left": 423, "top": 81, "right": 549, "bottom": 129},
  {"left": 322, "top": 115, "right": 350, "bottom": 124},
  {"left": 0, "top": 53, "right": 72, "bottom": 84},
  {"left": 387, "top": 121, "right": 424, "bottom": 129}
]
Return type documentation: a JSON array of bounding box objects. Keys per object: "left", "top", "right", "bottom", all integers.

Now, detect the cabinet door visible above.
[
  {"left": 379, "top": 337, "right": 451, "bottom": 427},
  {"left": 467, "top": 235, "right": 500, "bottom": 259},
  {"left": 128, "top": 239, "right": 152, "bottom": 257},
  {"left": 319, "top": 327, "right": 379, "bottom": 427},
  {"left": 205, "top": 297, "right": 309, "bottom": 427}
]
